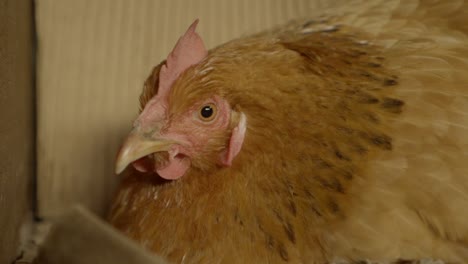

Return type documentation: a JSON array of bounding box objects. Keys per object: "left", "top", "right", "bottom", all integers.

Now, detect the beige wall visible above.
[{"left": 0, "top": 0, "right": 34, "bottom": 262}]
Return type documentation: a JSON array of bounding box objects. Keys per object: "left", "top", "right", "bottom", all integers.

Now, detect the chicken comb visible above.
[{"left": 158, "top": 19, "right": 208, "bottom": 99}]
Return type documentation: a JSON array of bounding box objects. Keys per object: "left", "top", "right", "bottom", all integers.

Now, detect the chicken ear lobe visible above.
[{"left": 221, "top": 113, "right": 247, "bottom": 167}]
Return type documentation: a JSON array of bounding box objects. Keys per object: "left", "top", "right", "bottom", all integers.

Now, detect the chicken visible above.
[{"left": 108, "top": 1, "right": 468, "bottom": 263}]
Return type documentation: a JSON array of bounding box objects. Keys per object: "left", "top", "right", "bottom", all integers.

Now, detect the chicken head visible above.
[{"left": 115, "top": 20, "right": 247, "bottom": 180}]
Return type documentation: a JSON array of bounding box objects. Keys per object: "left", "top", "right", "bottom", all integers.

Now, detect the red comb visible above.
[{"left": 158, "top": 19, "right": 208, "bottom": 99}]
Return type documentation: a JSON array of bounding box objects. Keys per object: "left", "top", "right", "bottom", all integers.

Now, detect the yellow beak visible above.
[{"left": 115, "top": 130, "right": 176, "bottom": 174}]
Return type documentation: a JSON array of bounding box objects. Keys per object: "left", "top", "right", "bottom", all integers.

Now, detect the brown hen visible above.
[{"left": 109, "top": 1, "right": 468, "bottom": 263}]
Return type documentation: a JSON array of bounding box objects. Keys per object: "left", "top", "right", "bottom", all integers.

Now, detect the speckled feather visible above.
[{"left": 109, "top": 1, "right": 468, "bottom": 263}]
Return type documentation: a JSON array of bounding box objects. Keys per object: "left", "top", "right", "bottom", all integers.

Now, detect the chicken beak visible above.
[{"left": 115, "top": 130, "right": 176, "bottom": 174}]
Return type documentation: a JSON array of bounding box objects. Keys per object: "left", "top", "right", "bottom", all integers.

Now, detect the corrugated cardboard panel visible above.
[
  {"left": 0, "top": 0, "right": 34, "bottom": 262},
  {"left": 36, "top": 0, "right": 327, "bottom": 218}
]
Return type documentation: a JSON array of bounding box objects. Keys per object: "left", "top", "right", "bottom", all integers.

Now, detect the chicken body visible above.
[{"left": 109, "top": 1, "right": 468, "bottom": 263}]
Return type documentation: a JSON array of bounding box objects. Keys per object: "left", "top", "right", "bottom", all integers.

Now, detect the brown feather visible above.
[
  {"left": 139, "top": 60, "right": 165, "bottom": 112},
  {"left": 109, "top": 1, "right": 468, "bottom": 263}
]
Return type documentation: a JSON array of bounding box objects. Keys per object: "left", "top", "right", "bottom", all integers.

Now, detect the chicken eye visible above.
[{"left": 198, "top": 104, "right": 217, "bottom": 121}]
